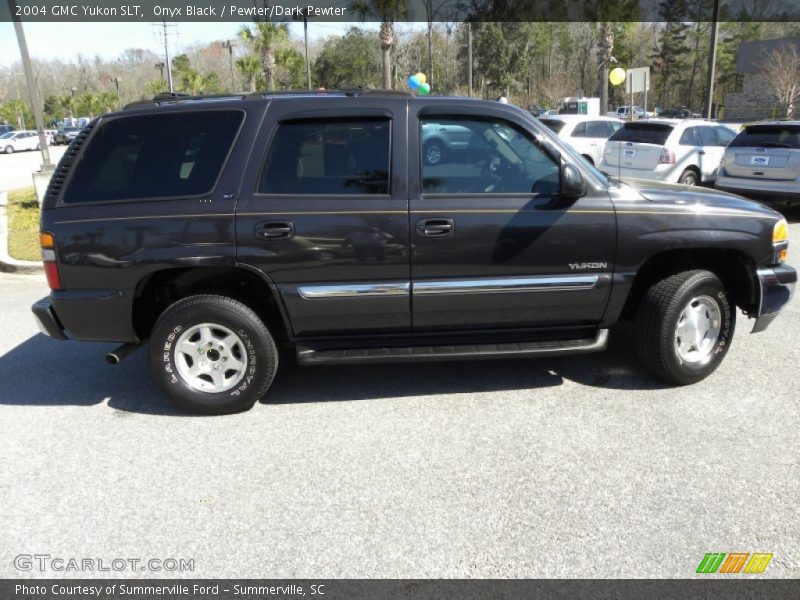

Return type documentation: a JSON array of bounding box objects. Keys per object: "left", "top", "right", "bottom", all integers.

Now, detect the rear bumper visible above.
[
  {"left": 31, "top": 297, "right": 68, "bottom": 340},
  {"left": 716, "top": 175, "right": 800, "bottom": 203},
  {"left": 752, "top": 265, "right": 797, "bottom": 333},
  {"left": 31, "top": 289, "right": 138, "bottom": 342}
]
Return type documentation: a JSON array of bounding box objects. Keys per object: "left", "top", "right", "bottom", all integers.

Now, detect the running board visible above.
[{"left": 296, "top": 329, "right": 609, "bottom": 365}]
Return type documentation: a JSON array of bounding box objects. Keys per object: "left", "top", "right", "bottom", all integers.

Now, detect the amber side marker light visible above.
[
  {"left": 773, "top": 219, "right": 789, "bottom": 263},
  {"left": 40, "top": 231, "right": 62, "bottom": 290}
]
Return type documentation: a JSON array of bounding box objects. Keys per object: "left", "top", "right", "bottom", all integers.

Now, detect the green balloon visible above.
[{"left": 418, "top": 82, "right": 431, "bottom": 95}]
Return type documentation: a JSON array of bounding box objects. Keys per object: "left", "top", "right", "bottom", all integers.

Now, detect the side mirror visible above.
[{"left": 561, "top": 162, "right": 587, "bottom": 200}]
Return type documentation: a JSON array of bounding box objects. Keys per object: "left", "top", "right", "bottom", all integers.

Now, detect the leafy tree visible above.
[
  {"left": 236, "top": 55, "right": 264, "bottom": 92},
  {"left": 313, "top": 28, "right": 382, "bottom": 89}
]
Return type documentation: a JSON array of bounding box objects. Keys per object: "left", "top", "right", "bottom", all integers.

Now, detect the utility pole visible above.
[
  {"left": 8, "top": 0, "right": 51, "bottom": 170},
  {"left": 467, "top": 22, "right": 473, "bottom": 97},
  {"left": 158, "top": 20, "right": 175, "bottom": 93},
  {"left": 704, "top": 0, "right": 721, "bottom": 118},
  {"left": 223, "top": 40, "right": 237, "bottom": 91}
]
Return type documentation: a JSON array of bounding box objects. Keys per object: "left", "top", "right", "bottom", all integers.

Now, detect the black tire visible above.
[
  {"left": 581, "top": 154, "right": 595, "bottom": 166},
  {"left": 634, "top": 270, "right": 735, "bottom": 385},
  {"left": 4, "top": 145, "right": 13, "bottom": 154},
  {"left": 149, "top": 294, "right": 278, "bottom": 415},
  {"left": 424, "top": 140, "right": 444, "bottom": 165},
  {"left": 678, "top": 168, "right": 699, "bottom": 186}
]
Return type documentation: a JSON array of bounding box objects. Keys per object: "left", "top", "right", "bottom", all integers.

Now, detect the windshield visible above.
[
  {"left": 0, "top": 132, "right": 13, "bottom": 139},
  {"left": 729, "top": 125, "right": 800, "bottom": 149},
  {"left": 609, "top": 123, "right": 673, "bottom": 145}
]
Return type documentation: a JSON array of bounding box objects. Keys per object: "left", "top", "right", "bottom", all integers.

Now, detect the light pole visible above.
[
  {"left": 704, "top": 0, "right": 721, "bottom": 118},
  {"left": 8, "top": 0, "right": 53, "bottom": 184},
  {"left": 293, "top": 9, "right": 312, "bottom": 89}
]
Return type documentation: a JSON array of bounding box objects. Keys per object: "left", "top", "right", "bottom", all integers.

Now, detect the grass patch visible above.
[{"left": 6, "top": 187, "right": 40, "bottom": 262}]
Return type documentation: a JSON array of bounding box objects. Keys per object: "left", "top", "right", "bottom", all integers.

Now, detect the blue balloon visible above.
[{"left": 407, "top": 75, "right": 421, "bottom": 89}]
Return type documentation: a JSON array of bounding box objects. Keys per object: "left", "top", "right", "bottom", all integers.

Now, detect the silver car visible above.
[{"left": 715, "top": 121, "right": 800, "bottom": 205}]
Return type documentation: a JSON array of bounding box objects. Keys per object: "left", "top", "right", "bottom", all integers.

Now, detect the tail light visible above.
[
  {"left": 658, "top": 148, "right": 676, "bottom": 164},
  {"left": 40, "top": 231, "right": 63, "bottom": 290}
]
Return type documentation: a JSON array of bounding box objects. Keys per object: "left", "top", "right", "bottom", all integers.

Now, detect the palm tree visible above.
[
  {"left": 352, "top": 0, "right": 409, "bottom": 89},
  {"left": 238, "top": 22, "right": 289, "bottom": 91},
  {"left": 236, "top": 55, "right": 263, "bottom": 92}
]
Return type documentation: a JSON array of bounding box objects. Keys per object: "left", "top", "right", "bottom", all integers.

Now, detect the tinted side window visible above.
[
  {"left": 586, "top": 121, "right": 613, "bottom": 138},
  {"left": 715, "top": 127, "right": 736, "bottom": 145},
  {"left": 698, "top": 126, "right": 717, "bottom": 146},
  {"left": 63, "top": 110, "right": 243, "bottom": 204},
  {"left": 420, "top": 117, "right": 559, "bottom": 195},
  {"left": 259, "top": 119, "right": 390, "bottom": 195},
  {"left": 679, "top": 127, "right": 699, "bottom": 146}
]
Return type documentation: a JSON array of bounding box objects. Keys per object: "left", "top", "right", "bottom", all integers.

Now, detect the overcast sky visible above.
[{"left": 0, "top": 21, "right": 388, "bottom": 67}]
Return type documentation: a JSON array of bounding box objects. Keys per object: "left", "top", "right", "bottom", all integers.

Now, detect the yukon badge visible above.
[{"left": 569, "top": 262, "right": 608, "bottom": 270}]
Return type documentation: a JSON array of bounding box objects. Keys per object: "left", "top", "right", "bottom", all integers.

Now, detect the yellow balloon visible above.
[
  {"left": 416, "top": 72, "right": 426, "bottom": 85},
  {"left": 609, "top": 67, "right": 626, "bottom": 86}
]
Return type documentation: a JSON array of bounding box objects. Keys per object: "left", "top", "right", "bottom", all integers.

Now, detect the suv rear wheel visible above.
[
  {"left": 678, "top": 168, "right": 699, "bottom": 186},
  {"left": 149, "top": 294, "right": 278, "bottom": 414},
  {"left": 634, "top": 270, "right": 735, "bottom": 385}
]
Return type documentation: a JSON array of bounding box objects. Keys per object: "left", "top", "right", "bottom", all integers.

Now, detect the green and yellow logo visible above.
[{"left": 696, "top": 552, "right": 773, "bottom": 574}]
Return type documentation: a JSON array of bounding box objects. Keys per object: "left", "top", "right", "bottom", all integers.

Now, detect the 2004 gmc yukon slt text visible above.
[{"left": 31, "top": 91, "right": 796, "bottom": 414}]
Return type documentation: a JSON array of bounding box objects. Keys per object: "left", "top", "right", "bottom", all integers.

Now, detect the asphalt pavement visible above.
[
  {"left": 0, "top": 146, "right": 67, "bottom": 191},
  {"left": 0, "top": 223, "right": 798, "bottom": 579}
]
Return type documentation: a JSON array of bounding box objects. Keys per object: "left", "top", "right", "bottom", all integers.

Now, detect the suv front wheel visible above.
[
  {"left": 635, "top": 270, "right": 735, "bottom": 385},
  {"left": 149, "top": 294, "right": 278, "bottom": 414}
]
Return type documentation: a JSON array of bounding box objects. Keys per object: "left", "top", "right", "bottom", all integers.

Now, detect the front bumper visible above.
[
  {"left": 31, "top": 297, "right": 68, "bottom": 340},
  {"left": 752, "top": 265, "right": 797, "bottom": 333}
]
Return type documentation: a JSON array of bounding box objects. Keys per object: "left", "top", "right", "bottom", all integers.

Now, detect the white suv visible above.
[
  {"left": 599, "top": 119, "right": 737, "bottom": 185},
  {"left": 539, "top": 115, "right": 623, "bottom": 166}
]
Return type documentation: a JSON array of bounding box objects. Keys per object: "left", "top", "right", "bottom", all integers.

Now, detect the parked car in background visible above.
[
  {"left": 539, "top": 115, "right": 623, "bottom": 166},
  {"left": 658, "top": 108, "right": 692, "bottom": 119},
  {"left": 600, "top": 119, "right": 738, "bottom": 185},
  {"left": 0, "top": 124, "right": 16, "bottom": 135},
  {"left": 715, "top": 121, "right": 800, "bottom": 205},
  {"left": 54, "top": 127, "right": 82, "bottom": 145},
  {"left": 528, "top": 105, "right": 549, "bottom": 117},
  {"left": 612, "top": 106, "right": 652, "bottom": 120},
  {"left": 1, "top": 130, "right": 40, "bottom": 154}
]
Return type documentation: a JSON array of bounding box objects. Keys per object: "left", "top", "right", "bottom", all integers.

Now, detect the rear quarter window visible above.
[
  {"left": 62, "top": 110, "right": 243, "bottom": 204},
  {"left": 609, "top": 123, "right": 674, "bottom": 145},
  {"left": 729, "top": 125, "right": 800, "bottom": 149}
]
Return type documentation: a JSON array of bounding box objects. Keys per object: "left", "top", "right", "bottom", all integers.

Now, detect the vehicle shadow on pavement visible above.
[
  {"left": 265, "top": 324, "right": 670, "bottom": 406},
  {"left": 0, "top": 328, "right": 670, "bottom": 416}
]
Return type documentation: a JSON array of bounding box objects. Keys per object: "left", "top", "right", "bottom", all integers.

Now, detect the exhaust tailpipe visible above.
[{"left": 106, "top": 342, "right": 142, "bottom": 365}]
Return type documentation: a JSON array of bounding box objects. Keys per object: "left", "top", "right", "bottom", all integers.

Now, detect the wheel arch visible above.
[
  {"left": 132, "top": 266, "right": 292, "bottom": 342},
  {"left": 621, "top": 247, "right": 759, "bottom": 320}
]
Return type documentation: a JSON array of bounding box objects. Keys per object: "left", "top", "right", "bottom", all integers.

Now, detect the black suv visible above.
[{"left": 32, "top": 91, "right": 796, "bottom": 414}]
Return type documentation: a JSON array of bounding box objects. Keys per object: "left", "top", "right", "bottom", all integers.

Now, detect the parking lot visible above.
[
  {"left": 0, "top": 217, "right": 798, "bottom": 579},
  {"left": 0, "top": 145, "right": 67, "bottom": 191}
]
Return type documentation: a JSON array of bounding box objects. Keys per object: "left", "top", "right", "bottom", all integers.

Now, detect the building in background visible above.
[{"left": 723, "top": 37, "right": 800, "bottom": 120}]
